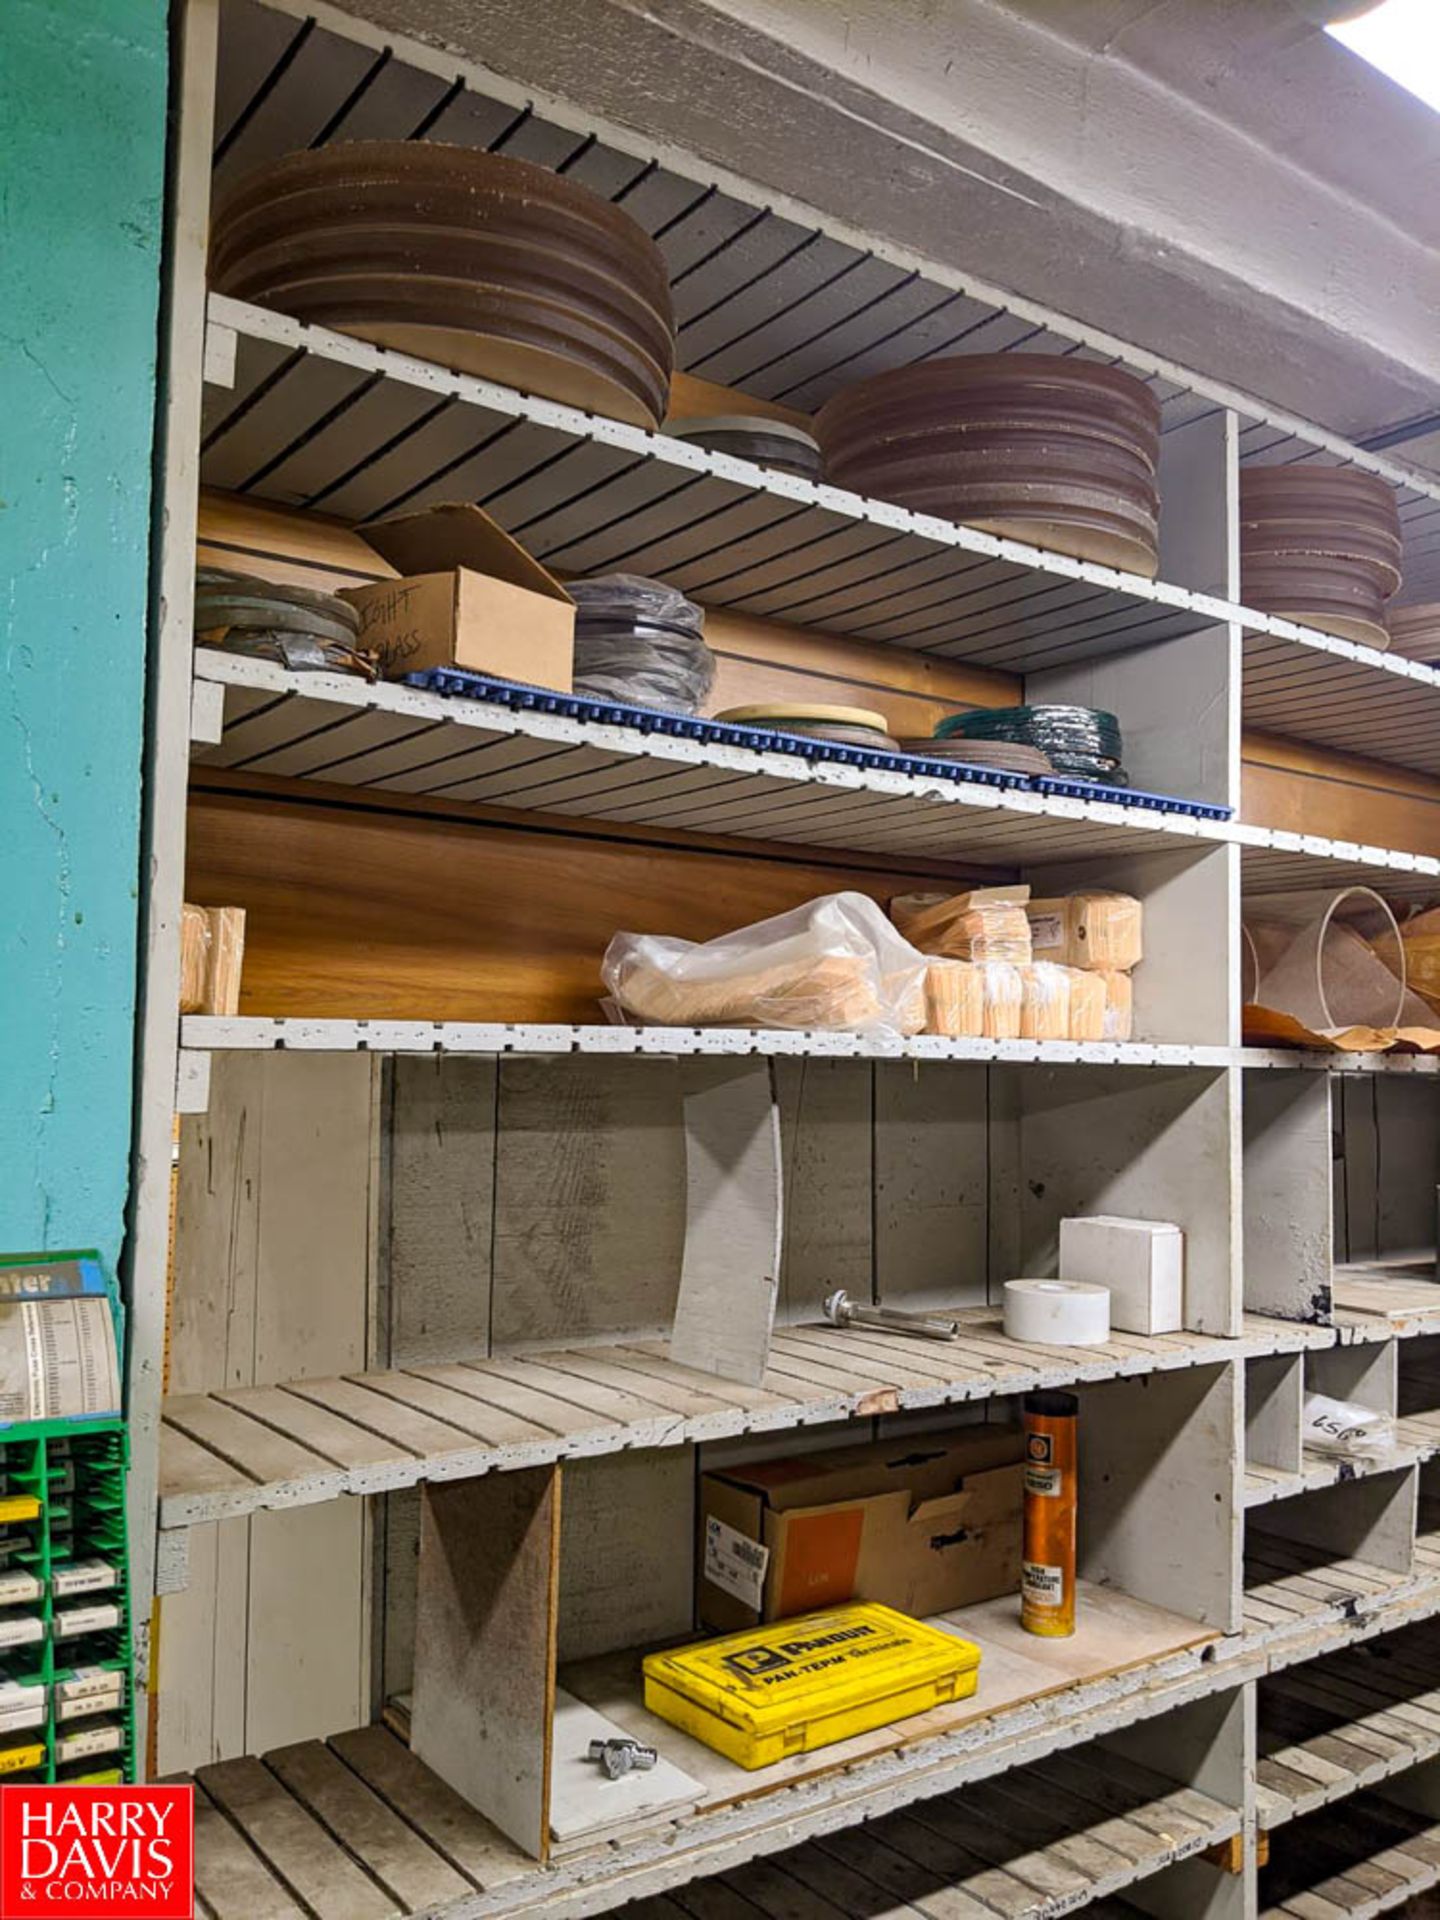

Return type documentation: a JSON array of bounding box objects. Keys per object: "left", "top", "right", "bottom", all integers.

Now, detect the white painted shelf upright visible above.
[{"left": 127, "top": 2, "right": 1440, "bottom": 1919}]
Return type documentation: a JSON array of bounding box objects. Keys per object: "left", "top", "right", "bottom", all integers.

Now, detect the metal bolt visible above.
[
  {"left": 823, "top": 1288, "right": 959, "bottom": 1342},
  {"left": 587, "top": 1737, "right": 659, "bottom": 1778}
]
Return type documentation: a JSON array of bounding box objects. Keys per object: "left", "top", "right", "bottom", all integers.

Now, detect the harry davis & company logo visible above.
[{"left": 0, "top": 1786, "right": 193, "bottom": 1917}]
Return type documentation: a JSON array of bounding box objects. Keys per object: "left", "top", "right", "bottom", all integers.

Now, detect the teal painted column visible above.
[{"left": 1, "top": 0, "right": 168, "bottom": 1270}]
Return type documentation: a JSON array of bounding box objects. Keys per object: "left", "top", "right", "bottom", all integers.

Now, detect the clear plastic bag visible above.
[
  {"left": 602, "top": 892, "right": 929, "bottom": 1035},
  {"left": 1019, "top": 962, "right": 1071, "bottom": 1041},
  {"left": 1302, "top": 1393, "right": 1395, "bottom": 1459},
  {"left": 981, "top": 962, "right": 1023, "bottom": 1039},
  {"left": 1066, "top": 968, "right": 1107, "bottom": 1042},
  {"left": 925, "top": 959, "right": 984, "bottom": 1037},
  {"left": 569, "top": 572, "right": 715, "bottom": 714}
]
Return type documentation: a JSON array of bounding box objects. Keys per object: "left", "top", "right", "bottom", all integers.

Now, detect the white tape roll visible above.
[{"left": 1003, "top": 1278, "right": 1110, "bottom": 1347}]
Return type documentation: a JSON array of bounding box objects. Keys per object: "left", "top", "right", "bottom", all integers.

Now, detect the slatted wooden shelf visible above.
[
  {"left": 1260, "top": 1792, "right": 1440, "bottom": 1920},
  {"left": 1242, "top": 1534, "right": 1438, "bottom": 1648},
  {"left": 157, "top": 1309, "right": 1318, "bottom": 1529},
  {"left": 202, "top": 295, "right": 1222, "bottom": 677},
  {"left": 622, "top": 1744, "right": 1238, "bottom": 1920},
  {"left": 179, "top": 1015, "right": 1440, "bottom": 1074},
  {"left": 180, "top": 1015, "right": 1244, "bottom": 1068},
  {"left": 212, "top": 0, "right": 1440, "bottom": 609},
  {"left": 178, "top": 1600, "right": 1237, "bottom": 1920},
  {"left": 1245, "top": 1414, "right": 1440, "bottom": 1508},
  {"left": 202, "top": 295, "right": 1440, "bottom": 779},
  {"left": 191, "top": 650, "right": 1440, "bottom": 897},
  {"left": 191, "top": 648, "right": 1235, "bottom": 871},
  {"left": 1256, "top": 1620, "right": 1440, "bottom": 1831},
  {"left": 1334, "top": 1269, "right": 1440, "bottom": 1344}
]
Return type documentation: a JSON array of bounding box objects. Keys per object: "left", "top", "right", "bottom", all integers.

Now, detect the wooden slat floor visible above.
[
  {"left": 1334, "top": 1271, "right": 1440, "bottom": 1346},
  {"left": 1261, "top": 1791, "right": 1440, "bottom": 1920},
  {"left": 627, "top": 1747, "right": 1234, "bottom": 1920},
  {"left": 158, "top": 1312, "right": 1323, "bottom": 1528},
  {"left": 1243, "top": 1536, "right": 1430, "bottom": 1646},
  {"left": 1257, "top": 1619, "right": 1440, "bottom": 1831},
  {"left": 183, "top": 1723, "right": 1234, "bottom": 1920},
  {"left": 1244, "top": 1413, "right": 1440, "bottom": 1508}
]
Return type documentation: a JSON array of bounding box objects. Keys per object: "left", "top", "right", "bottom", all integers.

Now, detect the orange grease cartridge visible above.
[{"left": 1021, "top": 1389, "right": 1078, "bottom": 1637}]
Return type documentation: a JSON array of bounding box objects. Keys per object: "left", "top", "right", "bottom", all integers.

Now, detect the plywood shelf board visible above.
[{"left": 156, "top": 1310, "right": 1317, "bottom": 1527}]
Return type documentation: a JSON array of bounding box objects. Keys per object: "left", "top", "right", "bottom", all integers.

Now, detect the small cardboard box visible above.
[
  {"left": 1059, "top": 1214, "right": 1184, "bottom": 1334},
  {"left": 698, "top": 1426, "right": 1025, "bottom": 1631},
  {"left": 1025, "top": 893, "right": 1143, "bottom": 971},
  {"left": 341, "top": 503, "right": 575, "bottom": 691}
]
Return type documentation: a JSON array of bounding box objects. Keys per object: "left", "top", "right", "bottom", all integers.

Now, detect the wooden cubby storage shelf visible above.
[
  {"left": 204, "top": 295, "right": 1440, "bottom": 778},
  {"left": 1261, "top": 1792, "right": 1440, "bottom": 1920},
  {"left": 156, "top": 1309, "right": 1321, "bottom": 1530},
  {"left": 181, "top": 1702, "right": 1245, "bottom": 1920},
  {"left": 164, "top": 1547, "right": 1440, "bottom": 1920},
  {"left": 1257, "top": 1616, "right": 1440, "bottom": 1833},
  {"left": 191, "top": 649, "right": 1440, "bottom": 895},
  {"left": 1245, "top": 1411, "right": 1440, "bottom": 1508}
]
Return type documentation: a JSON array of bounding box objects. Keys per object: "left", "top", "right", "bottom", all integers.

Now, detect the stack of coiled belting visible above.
[
  {"left": 194, "top": 569, "right": 377, "bottom": 678},
  {"left": 935, "top": 704, "right": 1127, "bottom": 785}
]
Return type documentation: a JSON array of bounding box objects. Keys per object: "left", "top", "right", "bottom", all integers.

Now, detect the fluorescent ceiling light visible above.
[{"left": 1328, "top": 0, "right": 1440, "bottom": 114}]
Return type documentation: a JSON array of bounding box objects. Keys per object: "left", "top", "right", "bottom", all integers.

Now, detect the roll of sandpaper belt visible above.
[
  {"left": 936, "top": 705, "right": 1126, "bottom": 785},
  {"left": 194, "top": 568, "right": 376, "bottom": 679},
  {"left": 569, "top": 573, "right": 715, "bottom": 714}
]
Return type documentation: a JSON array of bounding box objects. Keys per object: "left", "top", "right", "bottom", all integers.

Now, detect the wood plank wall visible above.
[{"left": 158, "top": 1053, "right": 380, "bottom": 1774}]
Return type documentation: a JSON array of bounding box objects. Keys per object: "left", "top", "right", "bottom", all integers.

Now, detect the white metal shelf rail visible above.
[{"left": 179, "top": 1015, "right": 1440, "bottom": 1075}]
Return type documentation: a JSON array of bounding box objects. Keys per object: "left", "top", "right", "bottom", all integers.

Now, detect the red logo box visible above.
[{"left": 0, "top": 1786, "right": 193, "bottom": 1919}]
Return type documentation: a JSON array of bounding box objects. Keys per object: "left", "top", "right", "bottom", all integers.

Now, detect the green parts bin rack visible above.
[{"left": 0, "top": 1252, "right": 134, "bottom": 1784}]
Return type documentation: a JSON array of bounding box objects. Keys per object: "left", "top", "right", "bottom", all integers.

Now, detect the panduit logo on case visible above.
[
  {"left": 0, "top": 1787, "right": 194, "bottom": 1918},
  {"left": 721, "top": 1622, "right": 878, "bottom": 1683}
]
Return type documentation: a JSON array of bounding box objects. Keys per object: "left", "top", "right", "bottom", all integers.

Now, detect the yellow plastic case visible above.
[{"left": 642, "top": 1602, "right": 981, "bottom": 1771}]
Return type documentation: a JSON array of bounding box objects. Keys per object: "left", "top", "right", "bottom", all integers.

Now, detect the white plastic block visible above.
[{"left": 1059, "top": 1215, "right": 1184, "bottom": 1334}]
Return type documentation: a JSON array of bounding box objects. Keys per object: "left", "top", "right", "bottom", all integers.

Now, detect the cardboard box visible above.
[
  {"left": 340, "top": 503, "right": 575, "bottom": 691},
  {"left": 1059, "top": 1214, "right": 1184, "bottom": 1333},
  {"left": 698, "top": 1426, "right": 1025, "bottom": 1631},
  {"left": 1025, "top": 893, "right": 1143, "bottom": 971}
]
